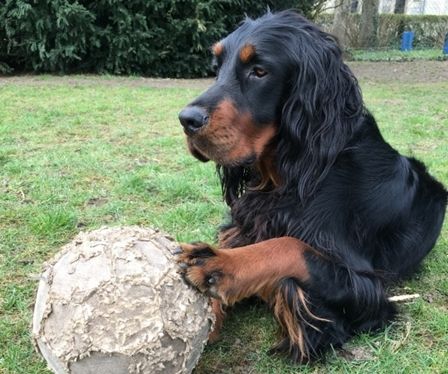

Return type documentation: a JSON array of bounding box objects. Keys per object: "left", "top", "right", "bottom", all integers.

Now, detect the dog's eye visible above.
[{"left": 251, "top": 67, "right": 267, "bottom": 78}]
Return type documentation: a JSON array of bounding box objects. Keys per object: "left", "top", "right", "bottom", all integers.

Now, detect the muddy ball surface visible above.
[{"left": 32, "top": 227, "right": 214, "bottom": 374}]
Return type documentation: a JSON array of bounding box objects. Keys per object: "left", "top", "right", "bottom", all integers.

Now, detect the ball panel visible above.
[
  {"left": 70, "top": 352, "right": 130, "bottom": 374},
  {"left": 35, "top": 339, "right": 68, "bottom": 374}
]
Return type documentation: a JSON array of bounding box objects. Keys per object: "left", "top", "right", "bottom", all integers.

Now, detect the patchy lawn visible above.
[
  {"left": 349, "top": 48, "right": 446, "bottom": 62},
  {"left": 0, "top": 64, "right": 447, "bottom": 373}
]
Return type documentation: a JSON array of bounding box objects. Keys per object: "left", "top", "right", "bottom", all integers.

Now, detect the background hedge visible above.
[
  {"left": 2, "top": 2, "right": 446, "bottom": 76},
  {"left": 0, "top": 0, "right": 315, "bottom": 77}
]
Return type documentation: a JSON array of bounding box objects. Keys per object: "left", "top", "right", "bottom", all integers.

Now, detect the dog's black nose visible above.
[{"left": 179, "top": 106, "right": 208, "bottom": 134}]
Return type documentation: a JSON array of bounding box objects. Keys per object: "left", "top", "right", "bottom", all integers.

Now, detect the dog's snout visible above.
[{"left": 179, "top": 106, "right": 208, "bottom": 134}]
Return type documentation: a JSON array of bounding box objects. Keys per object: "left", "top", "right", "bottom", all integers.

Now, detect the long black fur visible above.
[{"left": 181, "top": 10, "right": 447, "bottom": 362}]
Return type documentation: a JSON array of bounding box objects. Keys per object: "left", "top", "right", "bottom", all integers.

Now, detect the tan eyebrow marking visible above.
[
  {"left": 239, "top": 44, "right": 256, "bottom": 63},
  {"left": 212, "top": 42, "right": 224, "bottom": 57}
]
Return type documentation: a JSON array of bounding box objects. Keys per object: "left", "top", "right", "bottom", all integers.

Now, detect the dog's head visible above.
[{"left": 179, "top": 10, "right": 363, "bottom": 202}]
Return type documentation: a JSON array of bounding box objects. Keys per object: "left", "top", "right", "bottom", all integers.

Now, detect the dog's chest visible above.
[{"left": 228, "top": 190, "right": 306, "bottom": 243}]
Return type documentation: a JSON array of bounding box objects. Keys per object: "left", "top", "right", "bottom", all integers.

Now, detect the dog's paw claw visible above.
[{"left": 173, "top": 246, "right": 183, "bottom": 255}]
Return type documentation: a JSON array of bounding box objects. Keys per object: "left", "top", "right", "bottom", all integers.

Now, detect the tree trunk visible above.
[
  {"left": 332, "top": 0, "right": 351, "bottom": 49},
  {"left": 359, "top": 0, "right": 379, "bottom": 48},
  {"left": 394, "top": 0, "right": 407, "bottom": 14}
]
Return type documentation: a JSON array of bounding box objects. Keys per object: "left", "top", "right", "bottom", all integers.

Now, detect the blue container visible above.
[
  {"left": 401, "top": 31, "right": 414, "bottom": 51},
  {"left": 443, "top": 32, "right": 448, "bottom": 55}
]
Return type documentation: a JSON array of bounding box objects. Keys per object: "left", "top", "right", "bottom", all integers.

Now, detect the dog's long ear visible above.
[{"left": 278, "top": 25, "right": 363, "bottom": 203}]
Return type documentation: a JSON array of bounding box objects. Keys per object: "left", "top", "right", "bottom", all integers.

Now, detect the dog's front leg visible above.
[{"left": 177, "top": 237, "right": 311, "bottom": 305}]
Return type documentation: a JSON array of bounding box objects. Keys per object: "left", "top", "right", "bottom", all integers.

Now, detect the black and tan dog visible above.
[{"left": 177, "top": 10, "right": 447, "bottom": 362}]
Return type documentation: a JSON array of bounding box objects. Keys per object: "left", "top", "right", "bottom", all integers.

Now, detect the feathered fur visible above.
[{"left": 178, "top": 10, "right": 447, "bottom": 362}]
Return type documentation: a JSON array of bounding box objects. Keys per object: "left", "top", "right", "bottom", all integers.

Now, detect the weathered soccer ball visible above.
[{"left": 32, "top": 227, "right": 214, "bottom": 374}]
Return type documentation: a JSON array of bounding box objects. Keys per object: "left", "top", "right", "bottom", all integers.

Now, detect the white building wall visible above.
[
  {"left": 407, "top": 0, "right": 420, "bottom": 14},
  {"left": 379, "top": 0, "right": 396, "bottom": 13},
  {"left": 422, "top": 0, "right": 448, "bottom": 14},
  {"left": 322, "top": 0, "right": 448, "bottom": 14}
]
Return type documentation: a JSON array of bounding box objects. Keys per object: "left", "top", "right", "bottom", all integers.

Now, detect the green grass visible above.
[
  {"left": 0, "top": 75, "right": 447, "bottom": 374},
  {"left": 350, "top": 48, "right": 447, "bottom": 62}
]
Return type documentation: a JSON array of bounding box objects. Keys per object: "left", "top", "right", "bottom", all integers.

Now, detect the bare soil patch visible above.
[
  {"left": 0, "top": 61, "right": 446, "bottom": 89},
  {"left": 349, "top": 60, "right": 448, "bottom": 84}
]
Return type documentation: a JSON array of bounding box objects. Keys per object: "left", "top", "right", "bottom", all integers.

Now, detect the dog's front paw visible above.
[{"left": 176, "top": 242, "right": 230, "bottom": 301}]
